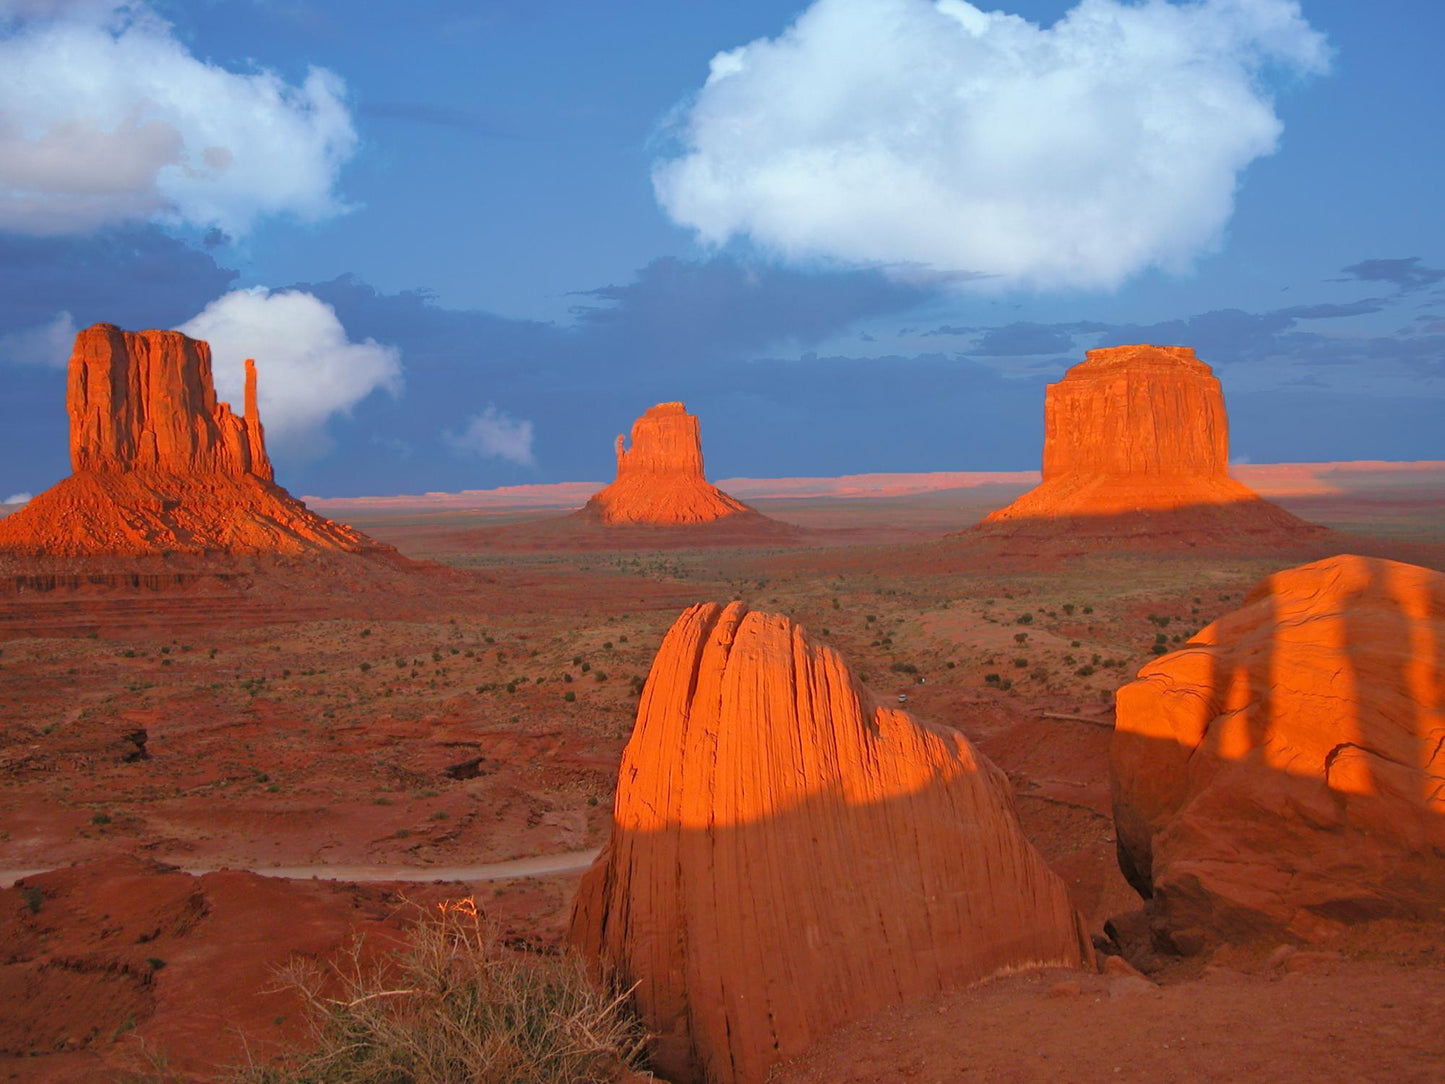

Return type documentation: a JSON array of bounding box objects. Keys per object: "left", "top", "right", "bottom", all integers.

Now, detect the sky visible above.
[{"left": 0, "top": 0, "right": 1441, "bottom": 501}]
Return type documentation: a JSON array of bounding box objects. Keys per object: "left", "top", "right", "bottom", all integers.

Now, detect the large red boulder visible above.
[
  {"left": 1112, "top": 554, "right": 1445, "bottom": 947},
  {"left": 582, "top": 403, "right": 756, "bottom": 525},
  {"left": 570, "top": 602, "right": 1092, "bottom": 1084},
  {"left": 979, "top": 344, "right": 1317, "bottom": 543},
  {"left": 0, "top": 324, "right": 381, "bottom": 556}
]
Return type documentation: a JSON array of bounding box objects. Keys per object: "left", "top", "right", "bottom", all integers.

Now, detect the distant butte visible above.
[
  {"left": 0, "top": 323, "right": 386, "bottom": 557},
  {"left": 977, "top": 344, "right": 1322, "bottom": 543},
  {"left": 581, "top": 402, "right": 759, "bottom": 526}
]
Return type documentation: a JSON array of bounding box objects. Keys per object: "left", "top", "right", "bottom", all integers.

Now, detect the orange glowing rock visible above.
[
  {"left": 1112, "top": 554, "right": 1445, "bottom": 948},
  {"left": 0, "top": 323, "right": 377, "bottom": 556},
  {"left": 570, "top": 602, "right": 1092, "bottom": 1084},
  {"left": 981, "top": 344, "right": 1311, "bottom": 538},
  {"left": 581, "top": 402, "right": 756, "bottom": 525}
]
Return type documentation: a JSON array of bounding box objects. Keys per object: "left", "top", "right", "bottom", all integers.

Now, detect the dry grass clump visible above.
[{"left": 234, "top": 897, "right": 647, "bottom": 1084}]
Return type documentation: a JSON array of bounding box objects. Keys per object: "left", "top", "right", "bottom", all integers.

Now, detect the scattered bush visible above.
[
  {"left": 90, "top": 811, "right": 111, "bottom": 826},
  {"left": 1016, "top": 614, "right": 1033, "bottom": 625},
  {"left": 564, "top": 691, "right": 576, "bottom": 703},
  {"left": 889, "top": 661, "right": 918, "bottom": 674},
  {"left": 229, "top": 898, "right": 648, "bottom": 1084}
]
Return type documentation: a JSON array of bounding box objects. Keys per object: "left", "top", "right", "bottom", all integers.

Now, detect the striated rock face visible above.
[
  {"left": 570, "top": 602, "right": 1092, "bottom": 1084},
  {"left": 582, "top": 403, "right": 755, "bottom": 525},
  {"left": 980, "top": 344, "right": 1314, "bottom": 540},
  {"left": 0, "top": 323, "right": 377, "bottom": 556},
  {"left": 1112, "top": 555, "right": 1445, "bottom": 949},
  {"left": 68, "top": 325, "right": 273, "bottom": 480}
]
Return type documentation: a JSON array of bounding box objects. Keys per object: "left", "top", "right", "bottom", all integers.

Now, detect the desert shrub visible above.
[
  {"left": 889, "top": 661, "right": 918, "bottom": 674},
  {"left": 231, "top": 898, "right": 645, "bottom": 1084},
  {"left": 563, "top": 691, "right": 576, "bottom": 703},
  {"left": 1016, "top": 614, "right": 1033, "bottom": 625}
]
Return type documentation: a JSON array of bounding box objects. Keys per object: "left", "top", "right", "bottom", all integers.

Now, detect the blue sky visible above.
[{"left": 0, "top": 0, "right": 1441, "bottom": 499}]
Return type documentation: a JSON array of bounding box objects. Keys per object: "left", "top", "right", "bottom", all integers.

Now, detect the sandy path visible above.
[{"left": 0, "top": 847, "right": 601, "bottom": 889}]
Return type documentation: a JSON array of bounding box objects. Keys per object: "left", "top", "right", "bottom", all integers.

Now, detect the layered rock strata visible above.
[
  {"left": 1112, "top": 554, "right": 1445, "bottom": 948},
  {"left": 571, "top": 602, "right": 1092, "bottom": 1084},
  {"left": 582, "top": 403, "right": 755, "bottom": 525}
]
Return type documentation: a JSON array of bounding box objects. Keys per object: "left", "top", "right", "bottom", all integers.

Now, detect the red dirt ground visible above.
[{"left": 1, "top": 466, "right": 1442, "bottom": 1081}]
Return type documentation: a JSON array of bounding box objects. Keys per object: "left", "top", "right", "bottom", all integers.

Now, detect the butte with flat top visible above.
[{"left": 977, "top": 344, "right": 1323, "bottom": 544}]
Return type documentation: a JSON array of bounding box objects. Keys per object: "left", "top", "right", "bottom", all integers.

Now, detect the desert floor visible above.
[{"left": 1, "top": 468, "right": 1442, "bottom": 1082}]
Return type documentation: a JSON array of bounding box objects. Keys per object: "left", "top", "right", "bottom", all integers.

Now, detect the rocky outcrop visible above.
[
  {"left": 1112, "top": 554, "right": 1445, "bottom": 948},
  {"left": 0, "top": 323, "right": 379, "bottom": 556},
  {"left": 979, "top": 345, "right": 1317, "bottom": 542},
  {"left": 581, "top": 403, "right": 756, "bottom": 525},
  {"left": 570, "top": 602, "right": 1092, "bottom": 1084},
  {"left": 68, "top": 325, "right": 272, "bottom": 480}
]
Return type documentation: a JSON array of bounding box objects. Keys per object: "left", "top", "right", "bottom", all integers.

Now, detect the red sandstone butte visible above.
[
  {"left": 582, "top": 402, "right": 755, "bottom": 525},
  {"left": 570, "top": 602, "right": 1092, "bottom": 1084},
  {"left": 980, "top": 344, "right": 1313, "bottom": 538},
  {"left": 0, "top": 324, "right": 377, "bottom": 556},
  {"left": 1111, "top": 554, "right": 1445, "bottom": 949}
]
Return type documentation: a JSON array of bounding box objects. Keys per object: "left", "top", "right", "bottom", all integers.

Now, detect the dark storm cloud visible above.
[
  {"left": 571, "top": 257, "right": 933, "bottom": 363},
  {"left": 278, "top": 259, "right": 947, "bottom": 495},
  {"left": 1275, "top": 299, "right": 1386, "bottom": 319},
  {"left": 0, "top": 227, "right": 238, "bottom": 336},
  {"left": 971, "top": 322, "right": 1077, "bottom": 356},
  {"left": 1338, "top": 257, "right": 1445, "bottom": 293}
]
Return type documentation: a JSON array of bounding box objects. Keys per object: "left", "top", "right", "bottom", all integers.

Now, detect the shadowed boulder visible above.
[
  {"left": 1112, "top": 554, "right": 1445, "bottom": 949},
  {"left": 570, "top": 601, "right": 1092, "bottom": 1084}
]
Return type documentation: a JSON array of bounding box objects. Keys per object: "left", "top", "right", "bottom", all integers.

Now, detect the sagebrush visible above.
[{"left": 232, "top": 897, "right": 647, "bottom": 1084}]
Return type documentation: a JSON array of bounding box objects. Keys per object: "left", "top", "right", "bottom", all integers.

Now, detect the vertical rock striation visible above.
[
  {"left": 571, "top": 602, "right": 1092, "bottom": 1084},
  {"left": 0, "top": 323, "right": 379, "bottom": 556},
  {"left": 582, "top": 403, "right": 755, "bottom": 525},
  {"left": 980, "top": 344, "right": 1315, "bottom": 541}
]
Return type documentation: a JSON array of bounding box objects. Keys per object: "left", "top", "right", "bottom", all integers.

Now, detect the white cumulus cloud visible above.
[
  {"left": 3, "top": 492, "right": 33, "bottom": 505},
  {"left": 445, "top": 406, "right": 536, "bottom": 467},
  {"left": 653, "top": 0, "right": 1329, "bottom": 290},
  {"left": 0, "top": 310, "right": 76, "bottom": 366},
  {"left": 176, "top": 288, "right": 401, "bottom": 462},
  {"left": 0, "top": 2, "right": 357, "bottom": 235}
]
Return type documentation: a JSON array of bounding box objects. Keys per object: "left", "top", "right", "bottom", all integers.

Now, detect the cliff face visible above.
[
  {"left": 570, "top": 602, "right": 1092, "bottom": 1084},
  {"left": 68, "top": 325, "right": 273, "bottom": 481},
  {"left": 1040, "top": 345, "right": 1228, "bottom": 482},
  {"left": 980, "top": 344, "right": 1318, "bottom": 542},
  {"left": 0, "top": 323, "right": 378, "bottom": 557},
  {"left": 1112, "top": 554, "right": 1445, "bottom": 948},
  {"left": 582, "top": 403, "right": 755, "bottom": 525}
]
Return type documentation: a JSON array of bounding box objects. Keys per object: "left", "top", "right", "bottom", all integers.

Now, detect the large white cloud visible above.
[
  {"left": 654, "top": 0, "right": 1329, "bottom": 290},
  {"left": 0, "top": 2, "right": 357, "bottom": 235},
  {"left": 445, "top": 406, "right": 536, "bottom": 468},
  {"left": 176, "top": 288, "right": 401, "bottom": 461}
]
